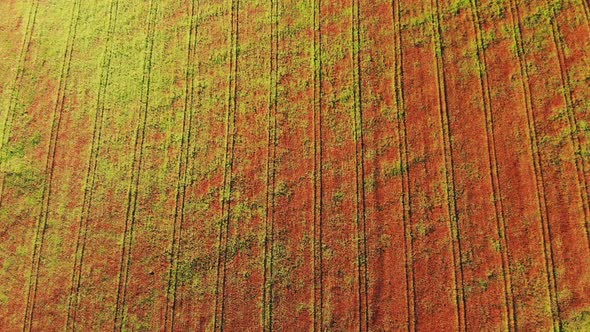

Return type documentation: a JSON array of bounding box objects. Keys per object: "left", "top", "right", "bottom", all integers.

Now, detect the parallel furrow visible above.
[
  {"left": 545, "top": 1, "right": 590, "bottom": 250},
  {"left": 213, "top": 0, "right": 240, "bottom": 330},
  {"left": 507, "top": 0, "right": 561, "bottom": 329},
  {"left": 113, "top": 2, "right": 158, "bottom": 330},
  {"left": 312, "top": 0, "right": 324, "bottom": 330},
  {"left": 430, "top": 0, "right": 467, "bottom": 330},
  {"left": 351, "top": 0, "right": 369, "bottom": 330},
  {"left": 262, "top": 0, "right": 279, "bottom": 330},
  {"left": 65, "top": 0, "right": 120, "bottom": 330},
  {"left": 391, "top": 0, "right": 416, "bottom": 329},
  {"left": 23, "top": 1, "right": 82, "bottom": 330},
  {"left": 580, "top": 0, "right": 590, "bottom": 30},
  {"left": 468, "top": 0, "right": 516, "bottom": 330},
  {"left": 164, "top": 0, "right": 199, "bottom": 330},
  {"left": 0, "top": 0, "right": 40, "bottom": 208}
]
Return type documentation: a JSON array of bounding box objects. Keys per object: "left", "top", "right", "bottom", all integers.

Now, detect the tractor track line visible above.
[
  {"left": 391, "top": 0, "right": 416, "bottom": 329},
  {"left": 507, "top": 0, "right": 561, "bottom": 329},
  {"left": 430, "top": 0, "right": 467, "bottom": 329},
  {"left": 467, "top": 0, "right": 516, "bottom": 329},
  {"left": 23, "top": 0, "right": 81, "bottom": 330},
  {"left": 65, "top": 0, "right": 120, "bottom": 330},
  {"left": 113, "top": 2, "right": 158, "bottom": 330},
  {"left": 0, "top": 0, "right": 40, "bottom": 209},
  {"left": 164, "top": 0, "right": 200, "bottom": 330},
  {"left": 262, "top": 0, "right": 279, "bottom": 330},
  {"left": 351, "top": 0, "right": 369, "bottom": 330},
  {"left": 312, "top": 0, "right": 324, "bottom": 330},
  {"left": 545, "top": 0, "right": 590, "bottom": 250},
  {"left": 579, "top": 0, "right": 590, "bottom": 31},
  {"left": 213, "top": 0, "right": 240, "bottom": 330}
]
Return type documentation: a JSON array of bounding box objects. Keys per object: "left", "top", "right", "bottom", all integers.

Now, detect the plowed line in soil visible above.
[
  {"left": 262, "top": 0, "right": 279, "bottom": 330},
  {"left": 0, "top": 0, "right": 39, "bottom": 209},
  {"left": 312, "top": 0, "right": 324, "bottom": 330},
  {"left": 507, "top": 0, "right": 561, "bottom": 329},
  {"left": 65, "top": 1, "right": 120, "bottom": 330},
  {"left": 580, "top": 0, "right": 590, "bottom": 30},
  {"left": 22, "top": 1, "right": 81, "bottom": 331},
  {"left": 546, "top": 3, "right": 590, "bottom": 250},
  {"left": 430, "top": 0, "right": 466, "bottom": 330},
  {"left": 391, "top": 0, "right": 416, "bottom": 330},
  {"left": 351, "top": 1, "right": 369, "bottom": 330},
  {"left": 113, "top": 2, "right": 157, "bottom": 330},
  {"left": 468, "top": 0, "right": 516, "bottom": 330},
  {"left": 213, "top": 0, "right": 240, "bottom": 330},
  {"left": 164, "top": 1, "right": 199, "bottom": 331}
]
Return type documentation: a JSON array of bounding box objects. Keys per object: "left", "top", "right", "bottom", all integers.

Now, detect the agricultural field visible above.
[{"left": 0, "top": 0, "right": 589, "bottom": 330}]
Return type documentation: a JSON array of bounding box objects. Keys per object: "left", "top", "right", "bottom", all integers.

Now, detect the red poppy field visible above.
[{"left": 0, "top": 0, "right": 589, "bottom": 330}]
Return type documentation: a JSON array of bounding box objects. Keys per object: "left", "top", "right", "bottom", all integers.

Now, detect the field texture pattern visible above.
[{"left": 1, "top": 0, "right": 589, "bottom": 331}]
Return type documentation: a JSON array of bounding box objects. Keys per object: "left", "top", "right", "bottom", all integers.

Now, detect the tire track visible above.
[
  {"left": 113, "top": 2, "right": 158, "bottom": 330},
  {"left": 467, "top": 0, "right": 516, "bottom": 329},
  {"left": 429, "top": 0, "right": 466, "bottom": 330},
  {"left": 390, "top": 0, "right": 416, "bottom": 329},
  {"left": 0, "top": 0, "right": 40, "bottom": 209},
  {"left": 213, "top": 0, "right": 240, "bottom": 330},
  {"left": 262, "top": 0, "right": 279, "bottom": 330},
  {"left": 579, "top": 0, "right": 590, "bottom": 30},
  {"left": 164, "top": 1, "right": 199, "bottom": 331},
  {"left": 65, "top": 0, "right": 120, "bottom": 330},
  {"left": 506, "top": 0, "right": 561, "bottom": 329},
  {"left": 545, "top": 0, "right": 590, "bottom": 250},
  {"left": 22, "top": 1, "right": 81, "bottom": 330},
  {"left": 350, "top": 0, "right": 369, "bottom": 330},
  {"left": 312, "top": 0, "right": 323, "bottom": 330}
]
